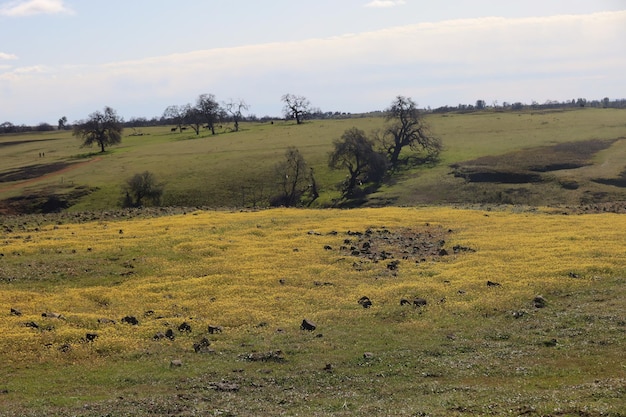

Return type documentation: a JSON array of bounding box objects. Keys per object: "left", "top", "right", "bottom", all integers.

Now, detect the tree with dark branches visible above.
[
  {"left": 329, "top": 127, "right": 387, "bottom": 198},
  {"left": 224, "top": 99, "right": 249, "bottom": 132},
  {"left": 273, "top": 147, "right": 317, "bottom": 207},
  {"left": 197, "top": 94, "right": 222, "bottom": 135},
  {"left": 281, "top": 94, "right": 310, "bottom": 124},
  {"left": 73, "top": 106, "right": 123, "bottom": 153},
  {"left": 122, "top": 171, "right": 164, "bottom": 207},
  {"left": 380, "top": 96, "right": 441, "bottom": 168}
]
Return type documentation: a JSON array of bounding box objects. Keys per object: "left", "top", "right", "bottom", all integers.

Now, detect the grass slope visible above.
[
  {"left": 1, "top": 108, "right": 626, "bottom": 211},
  {"left": 0, "top": 207, "right": 624, "bottom": 416}
]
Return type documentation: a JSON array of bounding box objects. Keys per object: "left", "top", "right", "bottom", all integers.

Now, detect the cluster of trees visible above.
[
  {"left": 274, "top": 96, "right": 442, "bottom": 205},
  {"left": 162, "top": 94, "right": 249, "bottom": 135}
]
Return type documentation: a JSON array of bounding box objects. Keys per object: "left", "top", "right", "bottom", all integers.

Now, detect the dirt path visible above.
[{"left": 0, "top": 157, "right": 102, "bottom": 194}]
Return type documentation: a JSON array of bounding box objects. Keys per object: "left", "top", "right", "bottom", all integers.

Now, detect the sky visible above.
[{"left": 0, "top": 0, "right": 625, "bottom": 125}]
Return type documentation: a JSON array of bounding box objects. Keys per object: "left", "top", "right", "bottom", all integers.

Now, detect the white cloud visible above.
[
  {"left": 365, "top": 0, "right": 406, "bottom": 8},
  {"left": 0, "top": 52, "right": 18, "bottom": 60},
  {"left": 1, "top": 11, "right": 624, "bottom": 123},
  {"left": 0, "top": 0, "right": 74, "bottom": 17}
]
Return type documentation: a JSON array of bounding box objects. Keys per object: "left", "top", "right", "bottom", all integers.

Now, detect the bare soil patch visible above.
[{"left": 451, "top": 138, "right": 618, "bottom": 184}]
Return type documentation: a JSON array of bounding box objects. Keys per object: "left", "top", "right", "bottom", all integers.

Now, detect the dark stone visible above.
[
  {"left": 42, "top": 312, "right": 63, "bottom": 319},
  {"left": 387, "top": 260, "right": 400, "bottom": 271},
  {"left": 240, "top": 350, "right": 284, "bottom": 362},
  {"left": 487, "top": 280, "right": 501, "bottom": 287},
  {"left": 358, "top": 296, "right": 372, "bottom": 308},
  {"left": 193, "top": 337, "right": 213, "bottom": 353},
  {"left": 85, "top": 333, "right": 98, "bottom": 342},
  {"left": 178, "top": 322, "right": 192, "bottom": 333},
  {"left": 300, "top": 319, "right": 316, "bottom": 331},
  {"left": 153, "top": 331, "right": 166, "bottom": 340},
  {"left": 208, "top": 325, "right": 223, "bottom": 334},
  {"left": 542, "top": 338, "right": 558, "bottom": 347},
  {"left": 10, "top": 308, "right": 22, "bottom": 316},
  {"left": 24, "top": 321, "right": 39, "bottom": 329},
  {"left": 165, "top": 329, "right": 175, "bottom": 340},
  {"left": 413, "top": 298, "right": 428, "bottom": 307},
  {"left": 121, "top": 316, "right": 139, "bottom": 325},
  {"left": 533, "top": 296, "right": 547, "bottom": 308},
  {"left": 400, "top": 298, "right": 411, "bottom": 306},
  {"left": 210, "top": 382, "right": 240, "bottom": 392}
]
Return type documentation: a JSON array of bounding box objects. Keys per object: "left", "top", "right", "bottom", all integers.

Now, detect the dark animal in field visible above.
[{"left": 170, "top": 127, "right": 177, "bottom": 132}]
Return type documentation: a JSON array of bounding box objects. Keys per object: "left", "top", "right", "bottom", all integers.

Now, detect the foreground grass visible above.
[{"left": 0, "top": 207, "right": 624, "bottom": 416}]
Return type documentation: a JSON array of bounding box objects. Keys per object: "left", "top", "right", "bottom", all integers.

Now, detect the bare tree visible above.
[
  {"left": 379, "top": 96, "right": 441, "bottom": 168},
  {"left": 223, "top": 99, "right": 249, "bottom": 132},
  {"left": 73, "top": 106, "right": 123, "bottom": 153},
  {"left": 281, "top": 94, "right": 310, "bottom": 124}
]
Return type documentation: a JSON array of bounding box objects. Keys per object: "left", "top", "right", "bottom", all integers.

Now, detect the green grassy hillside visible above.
[{"left": 1, "top": 108, "right": 625, "bottom": 212}]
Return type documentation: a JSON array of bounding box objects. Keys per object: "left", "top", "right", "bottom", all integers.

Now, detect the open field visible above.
[
  {"left": 1, "top": 108, "right": 625, "bottom": 212},
  {"left": 0, "top": 207, "right": 624, "bottom": 416}
]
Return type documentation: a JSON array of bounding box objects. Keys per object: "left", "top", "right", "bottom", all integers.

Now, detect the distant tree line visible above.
[
  {"left": 5, "top": 95, "right": 623, "bottom": 135},
  {"left": 432, "top": 97, "right": 626, "bottom": 114}
]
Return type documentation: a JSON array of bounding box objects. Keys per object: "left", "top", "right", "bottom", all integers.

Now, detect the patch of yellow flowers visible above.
[{"left": 1, "top": 207, "right": 624, "bottom": 363}]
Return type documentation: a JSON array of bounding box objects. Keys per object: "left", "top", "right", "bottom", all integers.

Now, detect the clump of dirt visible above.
[{"left": 329, "top": 226, "right": 474, "bottom": 264}]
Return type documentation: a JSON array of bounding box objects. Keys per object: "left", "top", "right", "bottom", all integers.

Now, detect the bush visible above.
[{"left": 122, "top": 171, "right": 164, "bottom": 207}]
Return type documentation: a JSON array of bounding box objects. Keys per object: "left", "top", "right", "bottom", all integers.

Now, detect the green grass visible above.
[{"left": 2, "top": 108, "right": 626, "bottom": 211}]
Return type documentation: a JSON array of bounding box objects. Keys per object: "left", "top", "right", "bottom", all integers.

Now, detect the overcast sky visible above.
[{"left": 1, "top": 0, "right": 625, "bottom": 125}]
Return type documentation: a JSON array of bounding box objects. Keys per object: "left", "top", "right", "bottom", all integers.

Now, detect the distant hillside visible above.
[{"left": 1, "top": 108, "right": 625, "bottom": 214}]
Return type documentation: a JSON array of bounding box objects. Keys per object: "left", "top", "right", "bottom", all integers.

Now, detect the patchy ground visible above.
[{"left": 450, "top": 138, "right": 619, "bottom": 184}]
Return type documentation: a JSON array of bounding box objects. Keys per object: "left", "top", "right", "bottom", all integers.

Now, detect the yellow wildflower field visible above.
[{"left": 1, "top": 206, "right": 623, "bottom": 364}]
